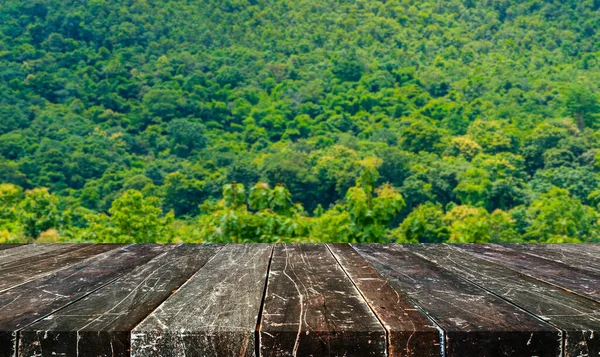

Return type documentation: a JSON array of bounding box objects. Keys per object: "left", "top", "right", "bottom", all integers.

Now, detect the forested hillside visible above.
[{"left": 1, "top": 0, "right": 600, "bottom": 243}]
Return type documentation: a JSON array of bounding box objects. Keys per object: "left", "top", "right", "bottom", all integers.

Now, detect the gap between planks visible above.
[
  {"left": 260, "top": 245, "right": 380, "bottom": 356},
  {"left": 409, "top": 244, "right": 570, "bottom": 357},
  {"left": 7, "top": 245, "right": 132, "bottom": 343},
  {"left": 326, "top": 243, "right": 391, "bottom": 357},
  {"left": 458, "top": 244, "right": 600, "bottom": 305},
  {"left": 255, "top": 245, "right": 275, "bottom": 357},
  {"left": 9, "top": 244, "right": 595, "bottom": 357},
  {"left": 337, "top": 244, "right": 446, "bottom": 357}
]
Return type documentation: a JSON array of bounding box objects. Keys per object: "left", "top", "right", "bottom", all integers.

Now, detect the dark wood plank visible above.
[
  {"left": 512, "top": 244, "right": 600, "bottom": 273},
  {"left": 327, "top": 244, "right": 441, "bottom": 357},
  {"left": 19, "top": 244, "right": 221, "bottom": 357},
  {"left": 0, "top": 244, "right": 167, "bottom": 357},
  {"left": 0, "top": 244, "right": 74, "bottom": 266},
  {"left": 259, "top": 244, "right": 386, "bottom": 357},
  {"left": 131, "top": 244, "right": 272, "bottom": 357},
  {"left": 458, "top": 244, "right": 600, "bottom": 303},
  {"left": 586, "top": 244, "right": 600, "bottom": 251},
  {"left": 0, "top": 244, "right": 122, "bottom": 293},
  {"left": 408, "top": 244, "right": 600, "bottom": 357},
  {"left": 353, "top": 244, "right": 562, "bottom": 357},
  {"left": 0, "top": 245, "right": 23, "bottom": 251}
]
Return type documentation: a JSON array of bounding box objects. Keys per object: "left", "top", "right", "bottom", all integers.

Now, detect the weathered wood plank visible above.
[
  {"left": 408, "top": 244, "right": 600, "bottom": 357},
  {"left": 458, "top": 244, "right": 600, "bottom": 303},
  {"left": 0, "top": 244, "right": 122, "bottom": 293},
  {"left": 585, "top": 243, "right": 600, "bottom": 251},
  {"left": 131, "top": 244, "right": 272, "bottom": 357},
  {"left": 327, "top": 244, "right": 441, "bottom": 357},
  {"left": 0, "top": 244, "right": 74, "bottom": 266},
  {"left": 0, "top": 245, "right": 22, "bottom": 251},
  {"left": 259, "top": 244, "right": 386, "bottom": 357},
  {"left": 512, "top": 244, "right": 600, "bottom": 273},
  {"left": 0, "top": 244, "right": 167, "bottom": 357},
  {"left": 19, "top": 244, "right": 221, "bottom": 357},
  {"left": 353, "top": 244, "right": 562, "bottom": 357}
]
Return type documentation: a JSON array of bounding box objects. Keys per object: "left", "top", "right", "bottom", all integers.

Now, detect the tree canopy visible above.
[{"left": 1, "top": 0, "right": 600, "bottom": 243}]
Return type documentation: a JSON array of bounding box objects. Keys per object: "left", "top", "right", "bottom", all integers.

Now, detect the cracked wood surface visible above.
[
  {"left": 0, "top": 244, "right": 121, "bottom": 293},
  {"left": 131, "top": 244, "right": 272, "bottom": 357},
  {"left": 510, "top": 243, "right": 600, "bottom": 273},
  {"left": 353, "top": 244, "right": 563, "bottom": 357},
  {"left": 327, "top": 244, "right": 441, "bottom": 357},
  {"left": 259, "top": 244, "right": 386, "bottom": 357},
  {"left": 0, "top": 243, "right": 599, "bottom": 357},
  {"left": 408, "top": 244, "right": 600, "bottom": 357},
  {"left": 0, "top": 244, "right": 75, "bottom": 266},
  {"left": 0, "top": 244, "right": 165, "bottom": 357},
  {"left": 18, "top": 244, "right": 221, "bottom": 357},
  {"left": 458, "top": 244, "right": 600, "bottom": 303}
]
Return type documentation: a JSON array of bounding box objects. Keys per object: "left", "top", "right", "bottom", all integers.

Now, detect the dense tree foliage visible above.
[{"left": 1, "top": 0, "right": 600, "bottom": 243}]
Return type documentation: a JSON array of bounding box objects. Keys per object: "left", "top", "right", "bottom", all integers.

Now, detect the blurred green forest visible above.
[{"left": 1, "top": 0, "right": 600, "bottom": 243}]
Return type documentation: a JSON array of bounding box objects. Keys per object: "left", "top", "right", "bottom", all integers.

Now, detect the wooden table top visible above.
[{"left": 0, "top": 243, "right": 598, "bottom": 357}]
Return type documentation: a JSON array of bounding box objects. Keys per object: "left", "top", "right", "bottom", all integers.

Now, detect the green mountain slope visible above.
[{"left": 1, "top": 0, "right": 600, "bottom": 243}]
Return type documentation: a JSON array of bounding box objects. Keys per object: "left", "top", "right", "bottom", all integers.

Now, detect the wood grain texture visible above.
[
  {"left": 131, "top": 244, "right": 272, "bottom": 357},
  {"left": 259, "top": 244, "right": 386, "bottom": 357},
  {"left": 513, "top": 244, "right": 600, "bottom": 273},
  {"left": 18, "top": 244, "right": 221, "bottom": 357},
  {"left": 0, "top": 244, "right": 74, "bottom": 266},
  {"left": 0, "top": 244, "right": 166, "bottom": 357},
  {"left": 353, "top": 244, "right": 562, "bottom": 357},
  {"left": 458, "top": 244, "right": 600, "bottom": 303},
  {"left": 327, "top": 244, "right": 441, "bottom": 357},
  {"left": 0, "top": 245, "right": 22, "bottom": 251},
  {"left": 0, "top": 244, "right": 121, "bottom": 293},
  {"left": 408, "top": 244, "right": 600, "bottom": 357},
  {"left": 585, "top": 244, "right": 600, "bottom": 251}
]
